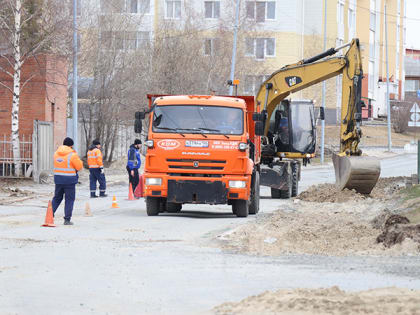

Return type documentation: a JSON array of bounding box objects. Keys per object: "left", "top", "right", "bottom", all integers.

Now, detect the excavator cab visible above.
[{"left": 268, "top": 100, "right": 316, "bottom": 156}]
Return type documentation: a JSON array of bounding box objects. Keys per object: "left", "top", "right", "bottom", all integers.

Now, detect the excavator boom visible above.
[{"left": 255, "top": 38, "right": 380, "bottom": 194}]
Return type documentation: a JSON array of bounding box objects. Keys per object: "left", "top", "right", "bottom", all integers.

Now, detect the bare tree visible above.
[
  {"left": 78, "top": 0, "right": 266, "bottom": 162},
  {"left": 0, "top": 0, "right": 71, "bottom": 176}
]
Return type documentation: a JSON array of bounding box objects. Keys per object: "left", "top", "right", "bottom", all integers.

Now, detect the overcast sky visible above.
[{"left": 406, "top": 0, "right": 420, "bottom": 49}]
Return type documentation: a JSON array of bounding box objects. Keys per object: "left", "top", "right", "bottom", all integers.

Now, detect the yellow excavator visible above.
[{"left": 254, "top": 38, "right": 380, "bottom": 194}]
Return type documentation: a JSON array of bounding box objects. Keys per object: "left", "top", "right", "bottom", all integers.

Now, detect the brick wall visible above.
[{"left": 0, "top": 54, "right": 68, "bottom": 150}]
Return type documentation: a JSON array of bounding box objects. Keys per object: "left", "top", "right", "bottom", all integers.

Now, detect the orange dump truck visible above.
[{"left": 134, "top": 94, "right": 262, "bottom": 217}]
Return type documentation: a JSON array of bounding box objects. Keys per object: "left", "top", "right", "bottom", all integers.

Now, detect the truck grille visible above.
[
  {"left": 166, "top": 159, "right": 226, "bottom": 171},
  {"left": 168, "top": 173, "right": 222, "bottom": 177},
  {"left": 166, "top": 159, "right": 226, "bottom": 163}
]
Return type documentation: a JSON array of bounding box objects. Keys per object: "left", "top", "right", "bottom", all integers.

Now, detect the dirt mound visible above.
[
  {"left": 218, "top": 200, "right": 420, "bottom": 256},
  {"left": 376, "top": 214, "right": 420, "bottom": 249},
  {"left": 297, "top": 177, "right": 407, "bottom": 203},
  {"left": 213, "top": 286, "right": 420, "bottom": 315},
  {"left": 0, "top": 187, "right": 33, "bottom": 197},
  {"left": 219, "top": 200, "right": 398, "bottom": 256}
]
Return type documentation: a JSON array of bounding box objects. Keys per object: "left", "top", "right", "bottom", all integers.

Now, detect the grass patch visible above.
[
  {"left": 310, "top": 156, "right": 332, "bottom": 165},
  {"left": 398, "top": 185, "right": 420, "bottom": 224},
  {"left": 405, "top": 207, "right": 420, "bottom": 224},
  {"left": 399, "top": 185, "right": 420, "bottom": 201}
]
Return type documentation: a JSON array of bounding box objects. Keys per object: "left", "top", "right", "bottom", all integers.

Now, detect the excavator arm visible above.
[{"left": 255, "top": 39, "right": 380, "bottom": 194}]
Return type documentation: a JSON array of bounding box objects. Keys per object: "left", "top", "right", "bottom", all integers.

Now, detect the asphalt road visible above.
[{"left": 0, "top": 153, "right": 419, "bottom": 314}]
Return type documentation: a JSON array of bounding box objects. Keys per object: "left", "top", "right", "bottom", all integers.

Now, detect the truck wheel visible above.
[
  {"left": 271, "top": 188, "right": 281, "bottom": 198},
  {"left": 232, "top": 199, "right": 249, "bottom": 217},
  {"left": 166, "top": 202, "right": 182, "bottom": 213},
  {"left": 146, "top": 197, "right": 160, "bottom": 216},
  {"left": 160, "top": 199, "right": 167, "bottom": 212},
  {"left": 291, "top": 162, "right": 299, "bottom": 197},
  {"left": 280, "top": 173, "right": 293, "bottom": 199},
  {"left": 249, "top": 172, "right": 260, "bottom": 215}
]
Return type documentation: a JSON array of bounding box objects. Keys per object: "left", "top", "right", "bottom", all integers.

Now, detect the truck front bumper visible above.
[{"left": 144, "top": 174, "right": 250, "bottom": 204}]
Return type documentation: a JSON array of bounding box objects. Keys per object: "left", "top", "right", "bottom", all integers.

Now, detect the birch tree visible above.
[{"left": 0, "top": 0, "right": 70, "bottom": 176}]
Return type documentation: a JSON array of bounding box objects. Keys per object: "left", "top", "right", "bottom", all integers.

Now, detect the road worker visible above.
[
  {"left": 126, "top": 139, "right": 142, "bottom": 194},
  {"left": 87, "top": 139, "right": 107, "bottom": 198},
  {"left": 52, "top": 137, "right": 83, "bottom": 225}
]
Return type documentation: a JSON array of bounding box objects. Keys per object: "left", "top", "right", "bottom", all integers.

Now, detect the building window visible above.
[
  {"left": 129, "top": 0, "right": 150, "bottom": 13},
  {"left": 245, "top": 38, "right": 275, "bottom": 59},
  {"left": 405, "top": 79, "right": 420, "bottom": 92},
  {"left": 348, "top": 7, "right": 355, "bottom": 38},
  {"left": 114, "top": 31, "right": 124, "bottom": 50},
  {"left": 204, "top": 1, "right": 220, "bottom": 19},
  {"left": 348, "top": 8, "right": 354, "bottom": 29},
  {"left": 100, "top": 0, "right": 124, "bottom": 13},
  {"left": 166, "top": 0, "right": 181, "bottom": 19},
  {"left": 244, "top": 75, "right": 269, "bottom": 94},
  {"left": 370, "top": 12, "right": 376, "bottom": 30},
  {"left": 246, "top": 1, "right": 275, "bottom": 22},
  {"left": 100, "top": 31, "right": 150, "bottom": 51},
  {"left": 204, "top": 38, "right": 219, "bottom": 56},
  {"left": 126, "top": 31, "right": 150, "bottom": 50},
  {"left": 369, "top": 30, "right": 375, "bottom": 59},
  {"left": 100, "top": 31, "right": 113, "bottom": 49},
  {"left": 368, "top": 60, "right": 374, "bottom": 92}
]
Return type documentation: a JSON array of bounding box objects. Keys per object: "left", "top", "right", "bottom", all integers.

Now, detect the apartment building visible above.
[{"left": 78, "top": 0, "right": 405, "bottom": 121}]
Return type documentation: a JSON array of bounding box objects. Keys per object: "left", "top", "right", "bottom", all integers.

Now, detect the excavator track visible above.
[{"left": 332, "top": 154, "right": 381, "bottom": 194}]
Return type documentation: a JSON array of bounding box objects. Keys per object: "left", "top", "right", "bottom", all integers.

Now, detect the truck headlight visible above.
[
  {"left": 238, "top": 142, "right": 248, "bottom": 151},
  {"left": 146, "top": 177, "right": 162, "bottom": 185},
  {"left": 229, "top": 180, "right": 246, "bottom": 188},
  {"left": 145, "top": 140, "right": 154, "bottom": 148}
]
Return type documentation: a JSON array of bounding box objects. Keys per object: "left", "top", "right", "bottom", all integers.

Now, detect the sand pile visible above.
[
  {"left": 218, "top": 177, "right": 420, "bottom": 256},
  {"left": 218, "top": 201, "right": 419, "bottom": 256},
  {"left": 297, "top": 177, "right": 407, "bottom": 203},
  {"left": 213, "top": 286, "right": 420, "bottom": 315}
]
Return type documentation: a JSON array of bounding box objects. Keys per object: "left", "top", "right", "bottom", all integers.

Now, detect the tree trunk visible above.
[{"left": 11, "top": 0, "right": 22, "bottom": 177}]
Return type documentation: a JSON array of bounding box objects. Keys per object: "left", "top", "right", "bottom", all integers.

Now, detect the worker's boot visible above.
[
  {"left": 90, "top": 192, "right": 98, "bottom": 198},
  {"left": 64, "top": 219, "right": 74, "bottom": 225},
  {"left": 99, "top": 192, "right": 108, "bottom": 197}
]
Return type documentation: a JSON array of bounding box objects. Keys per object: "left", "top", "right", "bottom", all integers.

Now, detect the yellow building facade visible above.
[{"left": 84, "top": 0, "right": 405, "bottom": 121}]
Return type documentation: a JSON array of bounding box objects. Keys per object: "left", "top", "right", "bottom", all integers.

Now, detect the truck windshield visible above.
[{"left": 152, "top": 105, "right": 244, "bottom": 135}]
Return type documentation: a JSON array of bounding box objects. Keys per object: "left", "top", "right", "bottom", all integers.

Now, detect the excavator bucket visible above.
[{"left": 332, "top": 154, "right": 381, "bottom": 194}]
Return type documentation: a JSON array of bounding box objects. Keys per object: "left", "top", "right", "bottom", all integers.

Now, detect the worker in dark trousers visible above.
[
  {"left": 87, "top": 139, "right": 107, "bottom": 198},
  {"left": 52, "top": 137, "right": 83, "bottom": 225},
  {"left": 126, "top": 139, "right": 142, "bottom": 194}
]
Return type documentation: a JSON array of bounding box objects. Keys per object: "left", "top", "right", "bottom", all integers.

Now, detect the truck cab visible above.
[{"left": 135, "top": 95, "right": 261, "bottom": 217}]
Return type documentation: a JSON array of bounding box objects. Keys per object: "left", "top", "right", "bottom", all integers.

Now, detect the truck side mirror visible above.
[
  {"left": 134, "top": 119, "right": 142, "bottom": 133},
  {"left": 255, "top": 121, "right": 264, "bottom": 136},
  {"left": 135, "top": 111, "right": 146, "bottom": 120},
  {"left": 252, "top": 112, "right": 263, "bottom": 121}
]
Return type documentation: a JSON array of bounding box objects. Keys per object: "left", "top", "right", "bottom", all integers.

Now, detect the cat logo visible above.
[{"left": 285, "top": 76, "right": 302, "bottom": 87}]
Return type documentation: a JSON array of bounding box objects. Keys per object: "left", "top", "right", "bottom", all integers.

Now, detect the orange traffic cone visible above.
[
  {"left": 42, "top": 200, "right": 56, "bottom": 227},
  {"left": 134, "top": 174, "right": 144, "bottom": 198},
  {"left": 85, "top": 202, "right": 92, "bottom": 217},
  {"left": 111, "top": 195, "right": 119, "bottom": 208},
  {"left": 127, "top": 183, "right": 135, "bottom": 201}
]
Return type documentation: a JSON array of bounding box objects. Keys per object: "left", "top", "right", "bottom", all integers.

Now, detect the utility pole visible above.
[
  {"left": 385, "top": 3, "right": 392, "bottom": 151},
  {"left": 72, "top": 0, "right": 78, "bottom": 151},
  {"left": 229, "top": 0, "right": 240, "bottom": 96},
  {"left": 321, "top": 0, "right": 327, "bottom": 163}
]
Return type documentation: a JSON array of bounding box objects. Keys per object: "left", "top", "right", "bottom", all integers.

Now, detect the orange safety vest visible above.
[
  {"left": 54, "top": 152, "right": 77, "bottom": 176},
  {"left": 87, "top": 148, "right": 103, "bottom": 168}
]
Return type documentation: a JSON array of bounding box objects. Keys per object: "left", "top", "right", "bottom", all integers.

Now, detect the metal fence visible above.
[{"left": 0, "top": 134, "right": 33, "bottom": 178}]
